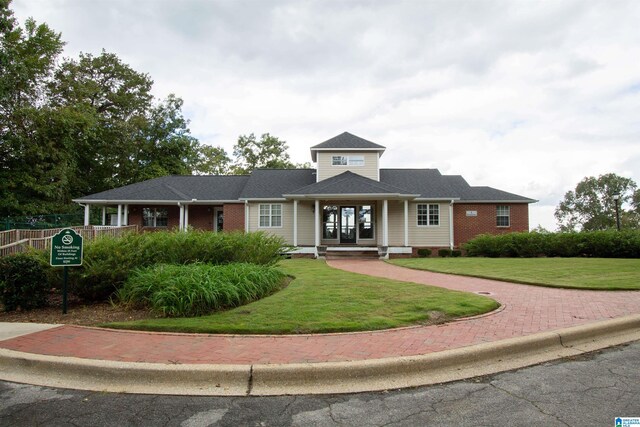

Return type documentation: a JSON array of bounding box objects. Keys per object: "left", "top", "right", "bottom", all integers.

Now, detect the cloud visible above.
[{"left": 12, "top": 0, "right": 640, "bottom": 230}]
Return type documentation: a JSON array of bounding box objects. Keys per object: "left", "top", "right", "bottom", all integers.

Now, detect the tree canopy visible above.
[
  {"left": 0, "top": 1, "right": 306, "bottom": 217},
  {"left": 555, "top": 173, "right": 640, "bottom": 231}
]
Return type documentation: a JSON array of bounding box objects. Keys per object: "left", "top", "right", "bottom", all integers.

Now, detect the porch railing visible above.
[{"left": 0, "top": 225, "right": 138, "bottom": 257}]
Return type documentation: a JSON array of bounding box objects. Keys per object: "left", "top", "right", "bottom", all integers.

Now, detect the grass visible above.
[
  {"left": 388, "top": 258, "right": 640, "bottom": 290},
  {"left": 105, "top": 259, "right": 498, "bottom": 334}
]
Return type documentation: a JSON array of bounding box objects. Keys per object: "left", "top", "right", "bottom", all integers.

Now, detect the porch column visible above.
[
  {"left": 449, "top": 200, "right": 454, "bottom": 249},
  {"left": 101, "top": 206, "right": 106, "bottom": 225},
  {"left": 116, "top": 204, "right": 122, "bottom": 227},
  {"left": 178, "top": 204, "right": 185, "bottom": 231},
  {"left": 404, "top": 200, "right": 409, "bottom": 247},
  {"left": 382, "top": 199, "right": 389, "bottom": 247},
  {"left": 184, "top": 204, "right": 189, "bottom": 229},
  {"left": 293, "top": 200, "right": 298, "bottom": 247},
  {"left": 123, "top": 204, "right": 129, "bottom": 226},
  {"left": 84, "top": 204, "right": 90, "bottom": 226},
  {"left": 314, "top": 200, "right": 320, "bottom": 247},
  {"left": 244, "top": 201, "right": 249, "bottom": 232}
]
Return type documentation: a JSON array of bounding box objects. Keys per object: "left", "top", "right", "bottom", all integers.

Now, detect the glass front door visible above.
[
  {"left": 340, "top": 206, "right": 357, "bottom": 244},
  {"left": 214, "top": 208, "right": 224, "bottom": 232}
]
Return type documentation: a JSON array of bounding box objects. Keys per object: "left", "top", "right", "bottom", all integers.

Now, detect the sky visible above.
[{"left": 11, "top": 0, "right": 640, "bottom": 230}]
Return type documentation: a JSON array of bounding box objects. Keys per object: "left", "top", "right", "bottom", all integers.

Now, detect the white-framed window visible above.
[
  {"left": 417, "top": 204, "right": 439, "bottom": 226},
  {"left": 143, "top": 208, "right": 168, "bottom": 227},
  {"left": 358, "top": 205, "right": 374, "bottom": 239},
  {"left": 259, "top": 204, "right": 282, "bottom": 228},
  {"left": 331, "top": 155, "right": 365, "bottom": 166},
  {"left": 332, "top": 156, "right": 348, "bottom": 166},
  {"left": 496, "top": 205, "right": 510, "bottom": 227}
]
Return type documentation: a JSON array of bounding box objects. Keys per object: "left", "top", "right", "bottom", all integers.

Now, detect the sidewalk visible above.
[{"left": 1, "top": 260, "right": 639, "bottom": 395}]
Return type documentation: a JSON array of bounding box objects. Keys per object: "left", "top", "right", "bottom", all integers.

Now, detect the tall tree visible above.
[
  {"left": 232, "top": 133, "right": 295, "bottom": 174},
  {"left": 0, "top": 0, "right": 67, "bottom": 216},
  {"left": 193, "top": 145, "right": 231, "bottom": 175},
  {"left": 49, "top": 50, "right": 154, "bottom": 194},
  {"left": 555, "top": 173, "right": 639, "bottom": 231}
]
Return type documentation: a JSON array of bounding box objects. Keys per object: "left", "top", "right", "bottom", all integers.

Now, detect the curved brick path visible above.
[{"left": 1, "top": 260, "right": 638, "bottom": 364}]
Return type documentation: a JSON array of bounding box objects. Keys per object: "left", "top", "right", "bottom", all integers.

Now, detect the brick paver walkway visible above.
[{"left": 1, "top": 260, "right": 638, "bottom": 364}]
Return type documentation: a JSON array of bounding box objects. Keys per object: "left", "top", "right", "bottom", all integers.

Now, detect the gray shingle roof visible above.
[
  {"left": 311, "top": 132, "right": 386, "bottom": 150},
  {"left": 74, "top": 175, "right": 250, "bottom": 202},
  {"left": 286, "top": 171, "right": 418, "bottom": 197},
  {"left": 240, "top": 169, "right": 316, "bottom": 199},
  {"left": 380, "top": 169, "right": 534, "bottom": 202},
  {"left": 74, "top": 168, "right": 534, "bottom": 203}
]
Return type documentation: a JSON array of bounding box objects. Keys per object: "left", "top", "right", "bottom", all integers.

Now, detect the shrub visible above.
[
  {"left": 0, "top": 253, "right": 50, "bottom": 311},
  {"left": 116, "top": 263, "right": 287, "bottom": 317},
  {"left": 417, "top": 248, "right": 432, "bottom": 258},
  {"left": 451, "top": 249, "right": 462, "bottom": 257},
  {"left": 438, "top": 248, "right": 452, "bottom": 257},
  {"left": 70, "top": 230, "right": 288, "bottom": 301},
  {"left": 463, "top": 230, "right": 640, "bottom": 258}
]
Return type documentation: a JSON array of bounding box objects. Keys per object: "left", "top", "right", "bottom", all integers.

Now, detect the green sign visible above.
[{"left": 50, "top": 228, "right": 83, "bottom": 267}]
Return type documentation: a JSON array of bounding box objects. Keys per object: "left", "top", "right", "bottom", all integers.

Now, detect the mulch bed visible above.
[{"left": 0, "top": 292, "right": 159, "bottom": 326}]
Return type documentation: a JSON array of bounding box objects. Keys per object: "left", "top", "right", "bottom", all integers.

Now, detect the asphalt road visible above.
[{"left": 1, "top": 340, "right": 639, "bottom": 426}]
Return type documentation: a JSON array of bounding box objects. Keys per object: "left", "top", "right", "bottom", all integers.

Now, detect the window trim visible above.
[
  {"left": 142, "top": 207, "right": 168, "bottom": 228},
  {"left": 258, "top": 203, "right": 283, "bottom": 228},
  {"left": 416, "top": 203, "right": 440, "bottom": 227},
  {"left": 358, "top": 205, "right": 375, "bottom": 240},
  {"left": 331, "top": 155, "right": 365, "bottom": 167},
  {"left": 496, "top": 205, "right": 511, "bottom": 227}
]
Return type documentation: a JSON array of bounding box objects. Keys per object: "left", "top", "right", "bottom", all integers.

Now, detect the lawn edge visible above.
[{"left": 385, "top": 259, "right": 638, "bottom": 291}]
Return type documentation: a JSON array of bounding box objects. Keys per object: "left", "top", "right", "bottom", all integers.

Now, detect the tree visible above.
[
  {"left": 48, "top": 50, "right": 154, "bottom": 194},
  {"left": 0, "top": 0, "right": 67, "bottom": 216},
  {"left": 232, "top": 133, "right": 295, "bottom": 174},
  {"left": 555, "top": 173, "right": 639, "bottom": 231},
  {"left": 193, "top": 145, "right": 231, "bottom": 175}
]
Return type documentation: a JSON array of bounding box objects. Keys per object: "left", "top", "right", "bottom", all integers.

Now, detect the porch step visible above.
[{"left": 324, "top": 247, "right": 383, "bottom": 260}]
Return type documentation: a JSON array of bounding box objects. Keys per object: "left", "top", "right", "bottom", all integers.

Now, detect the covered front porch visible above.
[{"left": 290, "top": 198, "right": 415, "bottom": 259}]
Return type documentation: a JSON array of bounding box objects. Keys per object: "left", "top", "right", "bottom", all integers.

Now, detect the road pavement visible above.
[{"left": 2, "top": 340, "right": 638, "bottom": 426}]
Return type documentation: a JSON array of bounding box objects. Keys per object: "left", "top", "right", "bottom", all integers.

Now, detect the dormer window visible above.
[{"left": 332, "top": 155, "right": 365, "bottom": 166}]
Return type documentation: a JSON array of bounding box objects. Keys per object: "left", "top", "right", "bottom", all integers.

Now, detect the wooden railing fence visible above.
[{"left": 0, "top": 225, "right": 138, "bottom": 257}]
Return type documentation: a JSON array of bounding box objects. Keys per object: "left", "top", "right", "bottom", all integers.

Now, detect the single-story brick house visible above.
[{"left": 73, "top": 132, "right": 536, "bottom": 257}]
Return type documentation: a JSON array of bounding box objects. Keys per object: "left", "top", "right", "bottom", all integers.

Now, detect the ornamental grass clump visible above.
[{"left": 116, "top": 263, "right": 286, "bottom": 317}]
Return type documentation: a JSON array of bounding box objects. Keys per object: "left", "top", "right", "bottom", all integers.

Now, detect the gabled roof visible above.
[
  {"left": 284, "top": 171, "right": 419, "bottom": 199},
  {"left": 310, "top": 132, "right": 386, "bottom": 161},
  {"left": 380, "top": 169, "right": 535, "bottom": 202},
  {"left": 380, "top": 169, "right": 458, "bottom": 199},
  {"left": 73, "top": 175, "right": 249, "bottom": 203},
  {"left": 240, "top": 169, "right": 316, "bottom": 200}
]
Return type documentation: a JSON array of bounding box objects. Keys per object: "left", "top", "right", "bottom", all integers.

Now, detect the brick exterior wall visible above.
[
  {"left": 125, "top": 204, "right": 246, "bottom": 232},
  {"left": 188, "top": 205, "right": 213, "bottom": 230},
  {"left": 223, "top": 203, "right": 245, "bottom": 232},
  {"left": 453, "top": 203, "right": 529, "bottom": 246}
]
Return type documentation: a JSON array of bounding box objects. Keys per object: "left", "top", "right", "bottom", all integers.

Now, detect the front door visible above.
[
  {"left": 214, "top": 208, "right": 224, "bottom": 232},
  {"left": 340, "top": 206, "right": 356, "bottom": 244}
]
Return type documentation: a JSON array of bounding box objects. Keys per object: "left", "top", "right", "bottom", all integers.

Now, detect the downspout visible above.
[{"left": 449, "top": 199, "right": 454, "bottom": 250}]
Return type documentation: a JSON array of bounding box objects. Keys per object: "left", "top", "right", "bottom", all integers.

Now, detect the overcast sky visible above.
[{"left": 12, "top": 0, "right": 640, "bottom": 230}]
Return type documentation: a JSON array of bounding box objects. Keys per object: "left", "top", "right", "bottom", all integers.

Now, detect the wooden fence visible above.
[{"left": 0, "top": 225, "right": 138, "bottom": 257}]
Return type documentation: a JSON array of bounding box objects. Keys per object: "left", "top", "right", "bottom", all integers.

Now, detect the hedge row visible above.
[
  {"left": 0, "top": 231, "right": 288, "bottom": 309},
  {"left": 463, "top": 230, "right": 640, "bottom": 258},
  {"left": 68, "top": 230, "right": 288, "bottom": 301}
]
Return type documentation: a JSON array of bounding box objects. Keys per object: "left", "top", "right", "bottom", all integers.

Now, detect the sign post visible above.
[{"left": 50, "top": 228, "right": 83, "bottom": 314}]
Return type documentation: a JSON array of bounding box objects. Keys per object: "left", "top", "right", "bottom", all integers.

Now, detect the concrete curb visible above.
[{"left": 1, "top": 314, "right": 639, "bottom": 396}]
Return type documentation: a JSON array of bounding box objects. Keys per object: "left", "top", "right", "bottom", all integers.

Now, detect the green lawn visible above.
[
  {"left": 105, "top": 259, "right": 498, "bottom": 334},
  {"left": 388, "top": 258, "right": 640, "bottom": 290}
]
